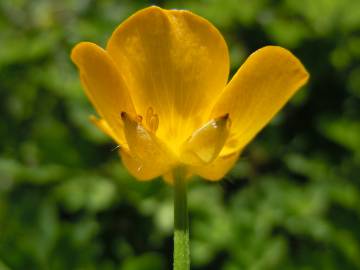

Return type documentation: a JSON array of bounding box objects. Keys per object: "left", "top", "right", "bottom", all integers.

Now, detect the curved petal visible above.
[
  {"left": 211, "top": 46, "right": 309, "bottom": 155},
  {"left": 121, "top": 112, "right": 176, "bottom": 180},
  {"left": 71, "top": 42, "right": 136, "bottom": 146},
  {"left": 89, "top": 115, "right": 128, "bottom": 148},
  {"left": 120, "top": 149, "right": 170, "bottom": 181},
  {"left": 106, "top": 6, "right": 229, "bottom": 151},
  {"left": 180, "top": 114, "right": 231, "bottom": 165},
  {"left": 192, "top": 152, "right": 240, "bottom": 181}
]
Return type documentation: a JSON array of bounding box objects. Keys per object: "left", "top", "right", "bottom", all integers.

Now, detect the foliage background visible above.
[{"left": 1, "top": 0, "right": 360, "bottom": 269}]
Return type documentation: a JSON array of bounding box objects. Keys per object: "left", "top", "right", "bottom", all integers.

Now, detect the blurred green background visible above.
[{"left": 1, "top": 0, "right": 360, "bottom": 269}]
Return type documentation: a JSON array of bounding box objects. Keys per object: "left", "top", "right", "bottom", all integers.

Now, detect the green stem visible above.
[{"left": 173, "top": 167, "right": 190, "bottom": 270}]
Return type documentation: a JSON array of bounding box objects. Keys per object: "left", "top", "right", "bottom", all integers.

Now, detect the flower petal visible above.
[
  {"left": 192, "top": 152, "right": 240, "bottom": 181},
  {"left": 211, "top": 46, "right": 309, "bottom": 154},
  {"left": 71, "top": 42, "right": 136, "bottom": 146},
  {"left": 89, "top": 115, "right": 128, "bottom": 148},
  {"left": 180, "top": 114, "right": 231, "bottom": 165},
  {"left": 119, "top": 149, "right": 167, "bottom": 181},
  {"left": 106, "top": 6, "right": 229, "bottom": 151},
  {"left": 162, "top": 170, "right": 193, "bottom": 184},
  {"left": 121, "top": 112, "right": 176, "bottom": 180}
]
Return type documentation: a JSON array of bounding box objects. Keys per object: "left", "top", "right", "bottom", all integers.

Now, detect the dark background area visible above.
[{"left": 1, "top": 0, "right": 360, "bottom": 269}]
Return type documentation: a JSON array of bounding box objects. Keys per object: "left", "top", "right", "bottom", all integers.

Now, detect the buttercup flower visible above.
[{"left": 71, "top": 6, "right": 309, "bottom": 182}]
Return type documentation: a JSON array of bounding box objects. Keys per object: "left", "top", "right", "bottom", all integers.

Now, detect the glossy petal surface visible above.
[
  {"left": 120, "top": 149, "right": 167, "bottom": 181},
  {"left": 211, "top": 46, "right": 309, "bottom": 155},
  {"left": 180, "top": 114, "right": 230, "bottom": 165},
  {"left": 121, "top": 112, "right": 175, "bottom": 179},
  {"left": 71, "top": 42, "right": 135, "bottom": 145},
  {"left": 107, "top": 6, "right": 229, "bottom": 152}
]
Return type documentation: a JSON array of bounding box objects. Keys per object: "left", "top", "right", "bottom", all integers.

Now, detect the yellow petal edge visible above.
[{"left": 211, "top": 46, "right": 309, "bottom": 155}]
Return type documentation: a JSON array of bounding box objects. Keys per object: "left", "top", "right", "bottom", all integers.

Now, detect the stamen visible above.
[
  {"left": 146, "top": 107, "right": 159, "bottom": 133},
  {"left": 120, "top": 111, "right": 143, "bottom": 123},
  {"left": 121, "top": 109, "right": 159, "bottom": 133},
  {"left": 149, "top": 114, "right": 159, "bottom": 132},
  {"left": 136, "top": 115, "right": 143, "bottom": 123}
]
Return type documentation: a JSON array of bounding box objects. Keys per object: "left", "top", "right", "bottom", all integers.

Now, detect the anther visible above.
[
  {"left": 148, "top": 113, "right": 159, "bottom": 132},
  {"left": 136, "top": 115, "right": 143, "bottom": 123},
  {"left": 120, "top": 111, "right": 126, "bottom": 120},
  {"left": 146, "top": 107, "right": 159, "bottom": 133},
  {"left": 120, "top": 111, "right": 143, "bottom": 123}
]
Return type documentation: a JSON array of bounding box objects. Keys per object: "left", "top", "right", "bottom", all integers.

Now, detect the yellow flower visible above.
[{"left": 71, "top": 6, "right": 309, "bottom": 182}]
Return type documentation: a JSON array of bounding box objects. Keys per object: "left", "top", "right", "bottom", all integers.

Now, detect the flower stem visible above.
[{"left": 173, "top": 167, "right": 190, "bottom": 270}]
